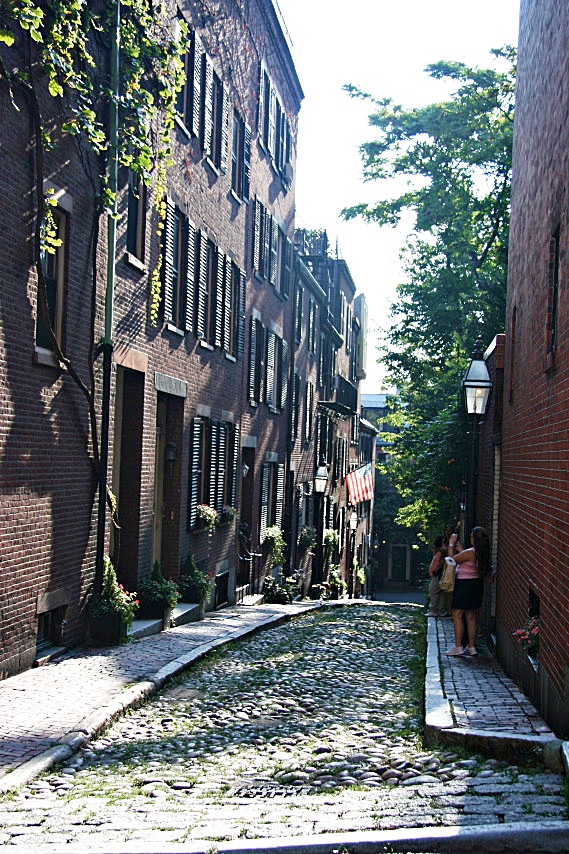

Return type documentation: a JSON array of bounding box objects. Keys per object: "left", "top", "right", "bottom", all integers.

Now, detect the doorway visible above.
[{"left": 112, "top": 367, "right": 144, "bottom": 591}]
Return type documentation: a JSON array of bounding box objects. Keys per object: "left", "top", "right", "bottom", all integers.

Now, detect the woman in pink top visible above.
[{"left": 445, "top": 526, "right": 490, "bottom": 657}]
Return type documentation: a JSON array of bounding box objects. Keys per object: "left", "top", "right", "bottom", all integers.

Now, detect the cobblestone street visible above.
[{"left": 0, "top": 603, "right": 566, "bottom": 850}]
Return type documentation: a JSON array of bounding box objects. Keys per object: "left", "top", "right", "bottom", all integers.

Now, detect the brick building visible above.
[
  {"left": 0, "top": 1, "right": 373, "bottom": 679},
  {"left": 498, "top": 0, "right": 569, "bottom": 735},
  {"left": 0, "top": 0, "right": 303, "bottom": 676},
  {"left": 290, "top": 231, "right": 374, "bottom": 600}
]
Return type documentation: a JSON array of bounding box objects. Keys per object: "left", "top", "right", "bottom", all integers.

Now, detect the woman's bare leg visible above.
[
  {"left": 465, "top": 610, "right": 477, "bottom": 648},
  {"left": 452, "top": 609, "right": 464, "bottom": 647}
]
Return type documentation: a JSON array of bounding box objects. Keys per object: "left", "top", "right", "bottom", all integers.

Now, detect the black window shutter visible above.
[
  {"left": 280, "top": 339, "right": 288, "bottom": 411},
  {"left": 269, "top": 218, "right": 278, "bottom": 286},
  {"left": 209, "top": 420, "right": 219, "bottom": 508},
  {"left": 260, "top": 462, "right": 270, "bottom": 543},
  {"left": 190, "top": 33, "right": 202, "bottom": 138},
  {"left": 185, "top": 218, "right": 197, "bottom": 334},
  {"left": 216, "top": 422, "right": 227, "bottom": 512},
  {"left": 162, "top": 198, "right": 176, "bottom": 323},
  {"left": 188, "top": 417, "right": 203, "bottom": 528},
  {"left": 282, "top": 237, "right": 292, "bottom": 298},
  {"left": 252, "top": 198, "right": 262, "bottom": 276},
  {"left": 202, "top": 54, "right": 213, "bottom": 156},
  {"left": 243, "top": 123, "right": 251, "bottom": 201},
  {"left": 196, "top": 230, "right": 208, "bottom": 339},
  {"left": 258, "top": 64, "right": 267, "bottom": 143},
  {"left": 275, "top": 464, "right": 285, "bottom": 528},
  {"left": 222, "top": 254, "right": 232, "bottom": 351},
  {"left": 237, "top": 270, "right": 246, "bottom": 359},
  {"left": 220, "top": 83, "right": 230, "bottom": 173},
  {"left": 265, "top": 330, "right": 276, "bottom": 408},
  {"left": 215, "top": 249, "right": 225, "bottom": 348},
  {"left": 230, "top": 422, "right": 240, "bottom": 507},
  {"left": 248, "top": 316, "right": 257, "bottom": 402}
]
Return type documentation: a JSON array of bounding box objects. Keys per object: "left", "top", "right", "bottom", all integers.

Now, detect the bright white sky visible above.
[{"left": 275, "top": 0, "right": 520, "bottom": 392}]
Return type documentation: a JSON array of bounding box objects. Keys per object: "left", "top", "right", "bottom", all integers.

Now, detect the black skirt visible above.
[{"left": 451, "top": 577, "right": 484, "bottom": 610}]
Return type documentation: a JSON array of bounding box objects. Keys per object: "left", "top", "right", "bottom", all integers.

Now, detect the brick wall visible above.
[{"left": 498, "top": 0, "right": 569, "bottom": 734}]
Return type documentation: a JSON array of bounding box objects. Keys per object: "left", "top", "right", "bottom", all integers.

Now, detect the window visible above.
[
  {"left": 231, "top": 110, "right": 251, "bottom": 201},
  {"left": 547, "top": 225, "right": 560, "bottom": 358},
  {"left": 248, "top": 317, "right": 265, "bottom": 404},
  {"left": 195, "top": 233, "right": 212, "bottom": 342},
  {"left": 290, "top": 371, "right": 300, "bottom": 444},
  {"left": 259, "top": 461, "right": 285, "bottom": 542},
  {"left": 36, "top": 208, "right": 66, "bottom": 352},
  {"left": 176, "top": 30, "right": 202, "bottom": 138},
  {"left": 258, "top": 65, "right": 293, "bottom": 188},
  {"left": 163, "top": 200, "right": 195, "bottom": 332},
  {"left": 295, "top": 285, "right": 303, "bottom": 344},
  {"left": 265, "top": 331, "right": 288, "bottom": 412},
  {"left": 188, "top": 417, "right": 240, "bottom": 527},
  {"left": 304, "top": 380, "right": 314, "bottom": 444},
  {"left": 308, "top": 298, "right": 317, "bottom": 353},
  {"left": 252, "top": 197, "right": 292, "bottom": 297},
  {"left": 203, "top": 60, "right": 229, "bottom": 172},
  {"left": 126, "top": 171, "right": 146, "bottom": 262}
]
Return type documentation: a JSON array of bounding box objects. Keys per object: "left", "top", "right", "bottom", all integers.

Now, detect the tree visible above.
[{"left": 344, "top": 48, "right": 515, "bottom": 541}]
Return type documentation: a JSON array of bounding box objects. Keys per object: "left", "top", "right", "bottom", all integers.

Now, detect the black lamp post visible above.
[
  {"left": 348, "top": 510, "right": 358, "bottom": 598},
  {"left": 313, "top": 458, "right": 329, "bottom": 586},
  {"left": 462, "top": 338, "right": 493, "bottom": 534}
]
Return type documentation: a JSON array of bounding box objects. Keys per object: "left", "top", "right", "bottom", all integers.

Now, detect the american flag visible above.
[{"left": 345, "top": 462, "right": 374, "bottom": 504}]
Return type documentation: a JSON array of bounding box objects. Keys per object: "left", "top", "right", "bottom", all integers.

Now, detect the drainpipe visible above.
[{"left": 94, "top": 0, "right": 120, "bottom": 599}]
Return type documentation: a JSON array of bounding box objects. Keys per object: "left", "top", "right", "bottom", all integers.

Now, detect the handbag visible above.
[{"left": 439, "top": 557, "right": 457, "bottom": 593}]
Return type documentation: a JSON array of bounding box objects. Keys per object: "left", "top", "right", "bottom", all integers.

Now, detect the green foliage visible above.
[
  {"left": 344, "top": 48, "right": 515, "bottom": 538},
  {"left": 1, "top": 0, "right": 186, "bottom": 307},
  {"left": 89, "top": 556, "right": 139, "bottom": 626},
  {"left": 264, "top": 525, "right": 286, "bottom": 568},
  {"left": 140, "top": 562, "right": 180, "bottom": 610},
  {"left": 262, "top": 573, "right": 299, "bottom": 604},
  {"left": 179, "top": 551, "right": 215, "bottom": 605}
]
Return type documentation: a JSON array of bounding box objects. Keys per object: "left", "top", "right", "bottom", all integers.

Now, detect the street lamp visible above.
[
  {"left": 462, "top": 338, "right": 493, "bottom": 533},
  {"left": 312, "top": 458, "right": 329, "bottom": 585}
]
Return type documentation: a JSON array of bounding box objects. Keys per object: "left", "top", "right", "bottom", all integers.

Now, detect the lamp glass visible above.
[
  {"left": 314, "top": 462, "right": 328, "bottom": 494},
  {"left": 349, "top": 511, "right": 358, "bottom": 531},
  {"left": 462, "top": 352, "right": 492, "bottom": 416}
]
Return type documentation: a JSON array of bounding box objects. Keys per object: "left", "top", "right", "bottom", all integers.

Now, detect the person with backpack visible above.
[{"left": 445, "top": 526, "right": 491, "bottom": 657}]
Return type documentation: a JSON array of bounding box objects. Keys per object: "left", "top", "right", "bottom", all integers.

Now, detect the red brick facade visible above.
[
  {"left": 0, "top": 1, "right": 372, "bottom": 678},
  {"left": 498, "top": 0, "right": 569, "bottom": 735}
]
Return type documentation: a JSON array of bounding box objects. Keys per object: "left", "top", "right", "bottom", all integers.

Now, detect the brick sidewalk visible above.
[{"left": 425, "top": 614, "right": 563, "bottom": 768}]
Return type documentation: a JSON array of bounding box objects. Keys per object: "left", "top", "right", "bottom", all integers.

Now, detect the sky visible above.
[{"left": 275, "top": 0, "right": 521, "bottom": 393}]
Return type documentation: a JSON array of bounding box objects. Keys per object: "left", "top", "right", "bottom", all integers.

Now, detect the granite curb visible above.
[
  {"left": 424, "top": 615, "right": 569, "bottom": 772},
  {"left": 12, "top": 821, "right": 569, "bottom": 853},
  {"left": 0, "top": 604, "right": 319, "bottom": 794}
]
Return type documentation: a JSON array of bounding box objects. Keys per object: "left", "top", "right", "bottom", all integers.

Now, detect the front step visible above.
[{"left": 171, "top": 602, "right": 203, "bottom": 626}]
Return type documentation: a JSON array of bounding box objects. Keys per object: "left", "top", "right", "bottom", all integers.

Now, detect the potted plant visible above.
[
  {"left": 513, "top": 616, "right": 540, "bottom": 664},
  {"left": 139, "top": 562, "right": 180, "bottom": 626},
  {"left": 298, "top": 526, "right": 317, "bottom": 557},
  {"left": 328, "top": 565, "right": 347, "bottom": 600},
  {"left": 179, "top": 550, "right": 215, "bottom": 613},
  {"left": 219, "top": 504, "right": 237, "bottom": 526},
  {"left": 265, "top": 525, "right": 286, "bottom": 571},
  {"left": 194, "top": 503, "right": 219, "bottom": 532},
  {"left": 88, "top": 556, "right": 139, "bottom": 645}
]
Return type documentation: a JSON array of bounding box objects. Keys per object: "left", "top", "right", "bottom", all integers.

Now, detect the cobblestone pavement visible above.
[
  {"left": 0, "top": 604, "right": 566, "bottom": 850},
  {"left": 0, "top": 602, "right": 316, "bottom": 777},
  {"left": 435, "top": 617, "right": 553, "bottom": 734}
]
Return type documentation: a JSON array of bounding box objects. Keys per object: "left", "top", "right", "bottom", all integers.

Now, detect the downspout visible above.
[{"left": 94, "top": 0, "right": 120, "bottom": 599}]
